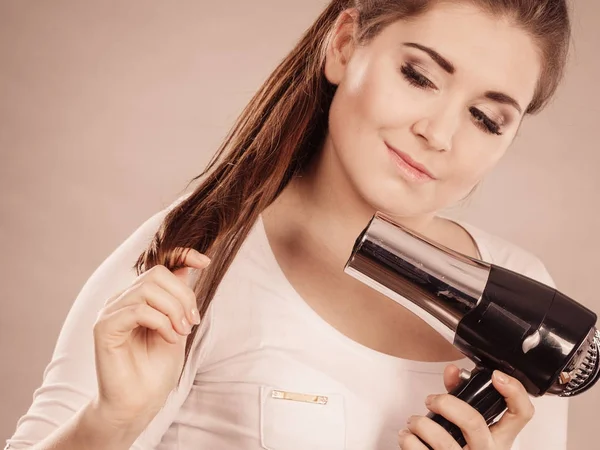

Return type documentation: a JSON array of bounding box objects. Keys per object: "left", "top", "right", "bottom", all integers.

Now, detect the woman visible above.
[{"left": 5, "top": 0, "right": 572, "bottom": 449}]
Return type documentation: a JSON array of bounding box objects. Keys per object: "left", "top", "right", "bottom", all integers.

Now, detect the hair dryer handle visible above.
[{"left": 420, "top": 366, "right": 507, "bottom": 449}]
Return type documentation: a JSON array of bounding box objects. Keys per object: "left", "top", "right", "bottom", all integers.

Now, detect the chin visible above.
[
  {"left": 332, "top": 143, "right": 444, "bottom": 218},
  {"left": 357, "top": 180, "right": 439, "bottom": 219}
]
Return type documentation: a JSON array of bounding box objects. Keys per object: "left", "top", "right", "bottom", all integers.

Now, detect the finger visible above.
[
  {"left": 443, "top": 364, "right": 461, "bottom": 392},
  {"left": 104, "top": 282, "right": 192, "bottom": 336},
  {"left": 172, "top": 267, "right": 201, "bottom": 325},
  {"left": 103, "top": 248, "right": 210, "bottom": 324},
  {"left": 488, "top": 370, "right": 535, "bottom": 444},
  {"left": 397, "top": 429, "right": 428, "bottom": 449},
  {"left": 149, "top": 265, "right": 202, "bottom": 325},
  {"left": 152, "top": 247, "right": 209, "bottom": 324},
  {"left": 425, "top": 393, "right": 494, "bottom": 449},
  {"left": 97, "top": 303, "right": 180, "bottom": 345},
  {"left": 167, "top": 247, "right": 211, "bottom": 270},
  {"left": 406, "top": 415, "right": 463, "bottom": 450}
]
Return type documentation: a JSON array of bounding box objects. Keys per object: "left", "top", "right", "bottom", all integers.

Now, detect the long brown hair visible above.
[{"left": 134, "top": 0, "right": 571, "bottom": 379}]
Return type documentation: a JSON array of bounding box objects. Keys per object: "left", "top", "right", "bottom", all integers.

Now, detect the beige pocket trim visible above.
[
  {"left": 270, "top": 389, "right": 329, "bottom": 405},
  {"left": 260, "top": 386, "right": 346, "bottom": 450}
]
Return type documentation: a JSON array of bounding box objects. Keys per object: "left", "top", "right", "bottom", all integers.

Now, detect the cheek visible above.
[
  {"left": 334, "top": 56, "right": 404, "bottom": 134},
  {"left": 327, "top": 70, "right": 382, "bottom": 163},
  {"left": 448, "top": 146, "right": 506, "bottom": 189}
]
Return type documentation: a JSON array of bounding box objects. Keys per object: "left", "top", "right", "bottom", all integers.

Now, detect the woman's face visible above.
[{"left": 323, "top": 2, "right": 542, "bottom": 217}]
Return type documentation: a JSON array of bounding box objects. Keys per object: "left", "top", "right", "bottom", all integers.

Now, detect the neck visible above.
[{"left": 263, "top": 143, "right": 439, "bottom": 276}]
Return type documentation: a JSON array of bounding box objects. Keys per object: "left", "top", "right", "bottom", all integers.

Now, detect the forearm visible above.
[{"left": 27, "top": 400, "right": 148, "bottom": 450}]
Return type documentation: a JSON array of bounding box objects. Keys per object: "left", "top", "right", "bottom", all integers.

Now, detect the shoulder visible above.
[{"left": 458, "top": 221, "right": 556, "bottom": 289}]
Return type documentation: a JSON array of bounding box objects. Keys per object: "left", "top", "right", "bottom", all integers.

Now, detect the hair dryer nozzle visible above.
[{"left": 344, "top": 212, "right": 491, "bottom": 340}]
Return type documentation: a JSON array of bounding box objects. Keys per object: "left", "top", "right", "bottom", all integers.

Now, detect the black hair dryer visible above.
[{"left": 344, "top": 212, "right": 600, "bottom": 448}]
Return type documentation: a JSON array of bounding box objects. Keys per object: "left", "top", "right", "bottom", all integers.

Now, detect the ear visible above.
[{"left": 324, "top": 9, "right": 360, "bottom": 86}]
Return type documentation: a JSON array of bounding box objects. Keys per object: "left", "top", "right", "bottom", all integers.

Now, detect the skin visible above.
[{"left": 262, "top": 2, "right": 543, "bottom": 449}]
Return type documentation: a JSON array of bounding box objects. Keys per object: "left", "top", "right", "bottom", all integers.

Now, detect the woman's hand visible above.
[
  {"left": 91, "top": 248, "right": 211, "bottom": 428},
  {"left": 398, "top": 365, "right": 535, "bottom": 449}
]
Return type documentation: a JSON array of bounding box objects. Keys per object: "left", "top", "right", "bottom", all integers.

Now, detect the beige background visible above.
[{"left": 0, "top": 1, "right": 598, "bottom": 448}]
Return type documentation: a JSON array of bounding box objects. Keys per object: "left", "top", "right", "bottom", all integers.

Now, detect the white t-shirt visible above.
[{"left": 5, "top": 202, "right": 569, "bottom": 450}]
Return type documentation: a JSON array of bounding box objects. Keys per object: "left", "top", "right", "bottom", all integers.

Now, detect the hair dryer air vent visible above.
[{"left": 558, "top": 328, "right": 600, "bottom": 396}]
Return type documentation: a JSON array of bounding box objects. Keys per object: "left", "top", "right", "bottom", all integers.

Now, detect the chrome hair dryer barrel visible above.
[{"left": 344, "top": 212, "right": 600, "bottom": 448}]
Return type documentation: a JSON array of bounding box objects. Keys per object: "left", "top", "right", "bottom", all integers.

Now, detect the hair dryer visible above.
[{"left": 344, "top": 212, "right": 600, "bottom": 448}]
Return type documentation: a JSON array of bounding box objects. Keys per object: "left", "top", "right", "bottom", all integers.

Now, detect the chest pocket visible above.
[{"left": 259, "top": 386, "right": 346, "bottom": 450}]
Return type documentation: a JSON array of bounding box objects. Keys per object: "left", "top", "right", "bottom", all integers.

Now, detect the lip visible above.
[{"left": 385, "top": 143, "right": 436, "bottom": 181}]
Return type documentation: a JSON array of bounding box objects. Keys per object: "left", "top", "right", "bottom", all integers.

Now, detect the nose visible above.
[{"left": 411, "top": 107, "right": 458, "bottom": 152}]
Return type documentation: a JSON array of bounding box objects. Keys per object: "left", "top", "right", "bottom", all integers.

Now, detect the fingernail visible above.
[
  {"left": 398, "top": 429, "right": 409, "bottom": 436},
  {"left": 186, "top": 267, "right": 195, "bottom": 283},
  {"left": 170, "top": 328, "right": 179, "bottom": 342},
  {"left": 495, "top": 371, "right": 509, "bottom": 384},
  {"left": 406, "top": 416, "right": 413, "bottom": 424},
  {"left": 182, "top": 317, "right": 192, "bottom": 334},
  {"left": 192, "top": 250, "right": 211, "bottom": 265},
  {"left": 188, "top": 266, "right": 201, "bottom": 281},
  {"left": 425, "top": 394, "right": 435, "bottom": 405},
  {"left": 190, "top": 307, "right": 200, "bottom": 325}
]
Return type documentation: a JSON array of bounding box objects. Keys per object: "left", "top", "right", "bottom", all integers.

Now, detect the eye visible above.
[
  {"left": 469, "top": 107, "right": 502, "bottom": 136},
  {"left": 401, "top": 63, "right": 503, "bottom": 136},
  {"left": 400, "top": 63, "right": 437, "bottom": 90}
]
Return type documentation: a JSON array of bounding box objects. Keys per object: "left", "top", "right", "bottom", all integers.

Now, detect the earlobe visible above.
[{"left": 323, "top": 9, "right": 359, "bottom": 85}]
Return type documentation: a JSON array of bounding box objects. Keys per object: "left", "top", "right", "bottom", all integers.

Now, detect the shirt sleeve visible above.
[
  {"left": 513, "top": 257, "right": 569, "bottom": 450},
  {"left": 4, "top": 198, "right": 212, "bottom": 449}
]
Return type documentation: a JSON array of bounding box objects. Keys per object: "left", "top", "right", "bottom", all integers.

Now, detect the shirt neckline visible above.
[{"left": 253, "top": 214, "right": 488, "bottom": 373}]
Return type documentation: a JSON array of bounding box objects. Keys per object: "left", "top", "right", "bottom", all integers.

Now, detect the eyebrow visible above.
[
  {"left": 483, "top": 91, "right": 523, "bottom": 114},
  {"left": 403, "top": 42, "right": 455, "bottom": 74},
  {"left": 402, "top": 42, "right": 523, "bottom": 114}
]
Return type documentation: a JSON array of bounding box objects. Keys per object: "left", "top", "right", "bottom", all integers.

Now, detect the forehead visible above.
[{"left": 376, "top": 2, "right": 542, "bottom": 108}]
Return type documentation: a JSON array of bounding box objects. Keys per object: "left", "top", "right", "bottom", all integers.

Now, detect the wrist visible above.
[{"left": 76, "top": 399, "right": 151, "bottom": 450}]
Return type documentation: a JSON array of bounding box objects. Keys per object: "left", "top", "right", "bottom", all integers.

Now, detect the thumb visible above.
[
  {"left": 488, "top": 370, "right": 535, "bottom": 444},
  {"left": 170, "top": 247, "right": 211, "bottom": 286},
  {"left": 443, "top": 364, "right": 462, "bottom": 392}
]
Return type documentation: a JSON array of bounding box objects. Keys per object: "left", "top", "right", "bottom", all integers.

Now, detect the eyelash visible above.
[{"left": 400, "top": 63, "right": 503, "bottom": 136}]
